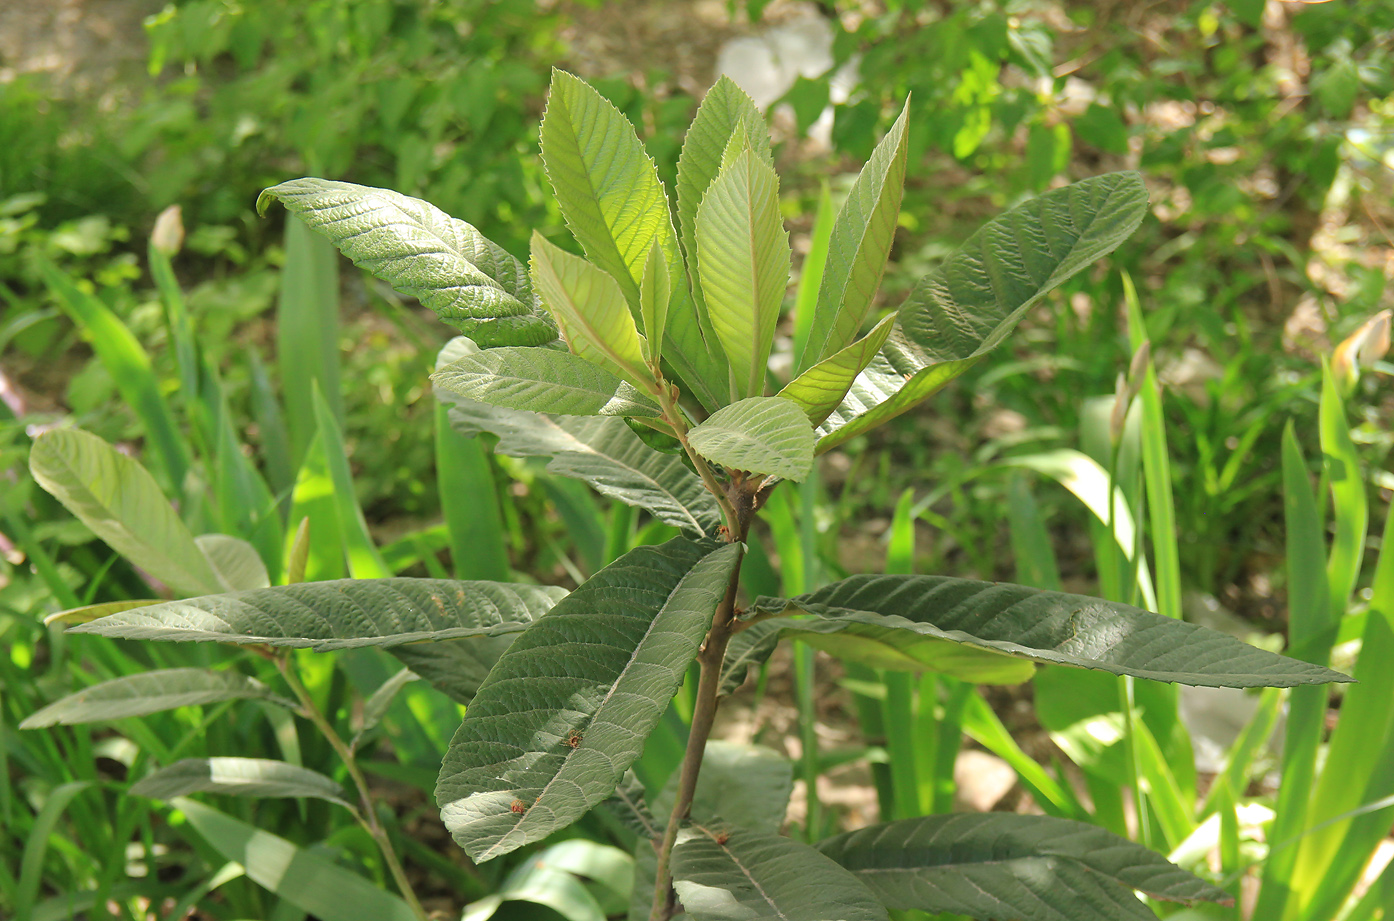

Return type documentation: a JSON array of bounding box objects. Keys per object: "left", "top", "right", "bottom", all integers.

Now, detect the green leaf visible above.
[
  {"left": 437, "top": 340, "right": 720, "bottom": 535},
  {"left": 29, "top": 428, "right": 221, "bottom": 597},
  {"left": 258, "top": 178, "right": 556, "bottom": 347},
  {"left": 312, "top": 386, "right": 392, "bottom": 579},
  {"left": 803, "top": 102, "right": 909, "bottom": 367},
  {"left": 530, "top": 232, "right": 650, "bottom": 384},
  {"left": 688, "top": 397, "right": 814, "bottom": 482},
  {"left": 436, "top": 538, "right": 742, "bottom": 861},
  {"left": 388, "top": 634, "right": 517, "bottom": 706},
  {"left": 44, "top": 599, "right": 161, "bottom": 627},
  {"left": 820, "top": 172, "right": 1149, "bottom": 451},
  {"left": 780, "top": 618, "right": 1036, "bottom": 684},
  {"left": 603, "top": 770, "right": 660, "bottom": 841},
  {"left": 466, "top": 841, "right": 632, "bottom": 921},
  {"left": 196, "top": 534, "right": 271, "bottom": 591},
  {"left": 752, "top": 575, "right": 1352, "bottom": 688},
  {"left": 677, "top": 76, "right": 770, "bottom": 329},
  {"left": 818, "top": 814, "right": 1231, "bottom": 921},
  {"left": 67, "top": 578, "right": 565, "bottom": 649},
  {"left": 719, "top": 620, "right": 783, "bottom": 697},
  {"left": 671, "top": 827, "right": 887, "bottom": 921},
  {"left": 540, "top": 69, "right": 724, "bottom": 411},
  {"left": 696, "top": 148, "right": 790, "bottom": 399},
  {"left": 779, "top": 314, "right": 896, "bottom": 426},
  {"left": 131, "top": 758, "right": 350, "bottom": 808},
  {"left": 434, "top": 345, "right": 661, "bottom": 417},
  {"left": 639, "top": 239, "right": 670, "bottom": 359},
  {"left": 359, "top": 668, "right": 419, "bottom": 737},
  {"left": 174, "top": 797, "right": 418, "bottom": 921},
  {"left": 21, "top": 668, "right": 291, "bottom": 728}
]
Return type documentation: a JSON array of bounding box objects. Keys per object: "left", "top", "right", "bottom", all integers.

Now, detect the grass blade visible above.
[
  {"left": 311, "top": 386, "right": 390, "bottom": 579},
  {"left": 277, "top": 217, "right": 342, "bottom": 470},
  {"left": 435, "top": 403, "right": 509, "bottom": 581}
]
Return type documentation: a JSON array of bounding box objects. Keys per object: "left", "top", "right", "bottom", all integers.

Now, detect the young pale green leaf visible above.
[
  {"left": 696, "top": 148, "right": 790, "bottom": 399},
  {"left": 433, "top": 346, "right": 661, "bottom": 417},
  {"left": 818, "top": 814, "right": 1232, "bottom": 921},
  {"left": 21, "top": 668, "right": 291, "bottom": 728},
  {"left": 688, "top": 397, "right": 815, "bottom": 482},
  {"left": 258, "top": 178, "right": 555, "bottom": 348},
  {"left": 638, "top": 239, "right": 670, "bottom": 359},
  {"left": 802, "top": 102, "right": 909, "bottom": 370},
  {"left": 530, "top": 232, "right": 650, "bottom": 384},
  {"left": 174, "top": 797, "right": 418, "bottom": 921},
  {"left": 540, "top": 69, "right": 725, "bottom": 411},
  {"left": 132, "top": 758, "right": 350, "bottom": 808},
  {"left": 779, "top": 313, "right": 896, "bottom": 426},
  {"left": 436, "top": 538, "right": 742, "bottom": 862},
  {"left": 671, "top": 827, "right": 888, "bottom": 921},
  {"left": 436, "top": 340, "right": 720, "bottom": 535},
  {"left": 67, "top": 578, "right": 565, "bottom": 650},
  {"left": 752, "top": 575, "right": 1351, "bottom": 688},
  {"left": 820, "top": 172, "right": 1149, "bottom": 451},
  {"left": 29, "top": 429, "right": 222, "bottom": 597},
  {"left": 196, "top": 534, "right": 271, "bottom": 592},
  {"left": 678, "top": 76, "right": 771, "bottom": 318}
]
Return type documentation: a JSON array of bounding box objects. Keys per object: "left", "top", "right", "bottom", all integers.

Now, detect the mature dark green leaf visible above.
[
  {"left": 358, "top": 667, "right": 420, "bottom": 737},
  {"left": 671, "top": 828, "right": 887, "bottom": 921},
  {"left": 30, "top": 429, "right": 222, "bottom": 597},
  {"left": 433, "top": 346, "right": 660, "bottom": 417},
  {"left": 388, "top": 634, "right": 517, "bottom": 705},
  {"left": 820, "top": 173, "right": 1148, "bottom": 450},
  {"left": 540, "top": 69, "right": 724, "bottom": 410},
  {"left": 802, "top": 103, "right": 908, "bottom": 370},
  {"left": 258, "top": 178, "right": 556, "bottom": 347},
  {"left": 719, "top": 620, "right": 783, "bottom": 697},
  {"left": 818, "top": 814, "right": 1232, "bottom": 921},
  {"left": 175, "top": 798, "right": 418, "bottom": 921},
  {"left": 437, "top": 339, "right": 720, "bottom": 535},
  {"left": 752, "top": 575, "right": 1351, "bottom": 688},
  {"left": 436, "top": 539, "right": 741, "bottom": 861},
  {"left": 68, "top": 578, "right": 564, "bottom": 650},
  {"left": 688, "top": 397, "right": 815, "bottom": 482},
  {"left": 696, "top": 148, "right": 790, "bottom": 399},
  {"left": 603, "top": 770, "right": 660, "bottom": 842},
  {"left": 132, "top": 758, "right": 350, "bottom": 808},
  {"left": 21, "top": 668, "right": 291, "bottom": 728}
]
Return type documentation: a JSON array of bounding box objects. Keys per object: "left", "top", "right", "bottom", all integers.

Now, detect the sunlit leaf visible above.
[
  {"left": 132, "top": 758, "right": 350, "bottom": 808},
  {"left": 688, "top": 397, "right": 814, "bottom": 482},
  {"left": 779, "top": 314, "right": 895, "bottom": 426},
  {"left": 434, "top": 345, "right": 661, "bottom": 417}
]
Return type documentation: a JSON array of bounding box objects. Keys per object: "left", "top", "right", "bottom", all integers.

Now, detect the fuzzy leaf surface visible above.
[
  {"left": 434, "top": 346, "right": 660, "bottom": 417},
  {"left": 780, "top": 314, "right": 896, "bottom": 426},
  {"left": 803, "top": 103, "right": 909, "bottom": 368},
  {"left": 68, "top": 578, "right": 565, "bottom": 650},
  {"left": 752, "top": 575, "right": 1351, "bottom": 688},
  {"left": 258, "top": 178, "right": 554, "bottom": 347},
  {"left": 132, "top": 758, "right": 350, "bottom": 808},
  {"left": 540, "top": 69, "right": 723, "bottom": 409},
  {"left": 21, "top": 668, "right": 291, "bottom": 728},
  {"left": 820, "top": 173, "right": 1148, "bottom": 450},
  {"left": 671, "top": 828, "right": 887, "bottom": 921},
  {"left": 688, "top": 397, "right": 814, "bottom": 482},
  {"left": 436, "top": 539, "right": 741, "bottom": 861},
  {"left": 30, "top": 429, "right": 222, "bottom": 597},
  {"left": 696, "top": 148, "right": 790, "bottom": 399},
  {"left": 818, "top": 814, "right": 1232, "bottom": 921}
]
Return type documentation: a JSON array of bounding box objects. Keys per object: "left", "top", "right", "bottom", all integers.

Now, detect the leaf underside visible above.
[
  {"left": 752, "top": 574, "right": 1351, "bottom": 688},
  {"left": 436, "top": 538, "right": 741, "bottom": 862},
  {"left": 131, "top": 758, "right": 350, "bottom": 808},
  {"left": 21, "top": 668, "right": 290, "bottom": 728},
  {"left": 433, "top": 345, "right": 660, "bottom": 417},
  {"left": 818, "top": 813, "right": 1233, "bottom": 921},
  {"left": 687, "top": 397, "right": 815, "bottom": 482}
]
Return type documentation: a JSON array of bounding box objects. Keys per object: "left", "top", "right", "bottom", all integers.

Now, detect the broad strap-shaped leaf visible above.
[
  {"left": 68, "top": 578, "right": 565, "bottom": 650},
  {"left": 131, "top": 758, "right": 351, "bottom": 808},
  {"left": 436, "top": 538, "right": 742, "bottom": 861},
  {"left": 530, "top": 233, "right": 650, "bottom": 385},
  {"left": 540, "top": 69, "right": 724, "bottom": 410},
  {"left": 30, "top": 429, "right": 222, "bottom": 597},
  {"left": 751, "top": 575, "right": 1352, "bottom": 688},
  {"left": 779, "top": 313, "right": 896, "bottom": 426},
  {"left": 718, "top": 620, "right": 783, "bottom": 696},
  {"left": 175, "top": 797, "right": 419, "bottom": 921},
  {"left": 696, "top": 147, "right": 790, "bottom": 399},
  {"left": 437, "top": 339, "right": 720, "bottom": 535},
  {"left": 677, "top": 77, "right": 771, "bottom": 327},
  {"left": 21, "top": 668, "right": 292, "bottom": 728},
  {"left": 258, "top": 178, "right": 556, "bottom": 347},
  {"left": 800, "top": 102, "right": 909, "bottom": 371},
  {"left": 688, "top": 397, "right": 815, "bottom": 482},
  {"left": 818, "top": 814, "right": 1232, "bottom": 921},
  {"left": 671, "top": 827, "right": 888, "bottom": 921},
  {"left": 819, "top": 173, "right": 1148, "bottom": 451},
  {"left": 196, "top": 534, "right": 271, "bottom": 591},
  {"left": 434, "top": 345, "right": 660, "bottom": 418}
]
